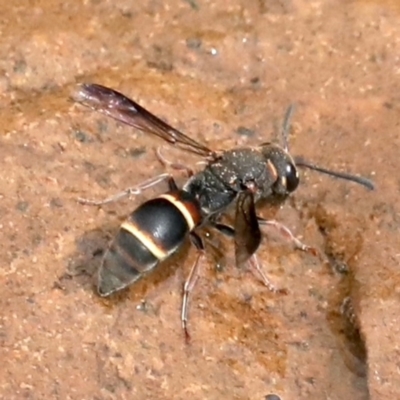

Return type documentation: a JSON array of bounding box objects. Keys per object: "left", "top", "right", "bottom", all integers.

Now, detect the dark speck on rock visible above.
[
  {"left": 96, "top": 120, "right": 109, "bottom": 135},
  {"left": 183, "top": 0, "right": 199, "bottom": 10},
  {"left": 383, "top": 102, "right": 393, "bottom": 109},
  {"left": 120, "top": 10, "right": 133, "bottom": 18},
  {"left": 242, "top": 293, "right": 253, "bottom": 304},
  {"left": 16, "top": 201, "right": 29, "bottom": 213},
  {"left": 147, "top": 60, "right": 173, "bottom": 72},
  {"left": 213, "top": 122, "right": 222, "bottom": 132},
  {"left": 129, "top": 146, "right": 146, "bottom": 159},
  {"left": 74, "top": 130, "right": 91, "bottom": 143},
  {"left": 236, "top": 126, "right": 255, "bottom": 137},
  {"left": 50, "top": 198, "right": 64, "bottom": 208},
  {"left": 92, "top": 248, "right": 104, "bottom": 257},
  {"left": 83, "top": 161, "right": 96, "bottom": 172},
  {"left": 13, "top": 58, "right": 28, "bottom": 74},
  {"left": 186, "top": 37, "right": 202, "bottom": 49}
]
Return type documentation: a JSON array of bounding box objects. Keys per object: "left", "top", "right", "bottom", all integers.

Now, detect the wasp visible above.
[{"left": 75, "top": 83, "right": 374, "bottom": 339}]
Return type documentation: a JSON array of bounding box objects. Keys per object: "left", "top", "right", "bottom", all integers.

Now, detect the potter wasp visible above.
[{"left": 75, "top": 84, "right": 374, "bottom": 339}]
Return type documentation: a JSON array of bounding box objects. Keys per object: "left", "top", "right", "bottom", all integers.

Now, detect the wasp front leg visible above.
[
  {"left": 257, "top": 217, "right": 318, "bottom": 256},
  {"left": 212, "top": 221, "right": 285, "bottom": 294}
]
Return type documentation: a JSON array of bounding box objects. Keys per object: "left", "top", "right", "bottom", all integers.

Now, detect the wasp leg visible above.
[
  {"left": 212, "top": 222, "right": 235, "bottom": 237},
  {"left": 156, "top": 146, "right": 194, "bottom": 177},
  {"left": 78, "top": 173, "right": 172, "bottom": 206},
  {"left": 257, "top": 218, "right": 318, "bottom": 256},
  {"left": 247, "top": 253, "right": 287, "bottom": 293},
  {"left": 212, "top": 222, "right": 288, "bottom": 293},
  {"left": 202, "top": 229, "right": 229, "bottom": 271},
  {"left": 213, "top": 220, "right": 315, "bottom": 256},
  {"left": 182, "top": 232, "right": 205, "bottom": 342}
]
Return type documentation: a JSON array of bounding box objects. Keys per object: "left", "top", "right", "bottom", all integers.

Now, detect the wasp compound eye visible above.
[{"left": 285, "top": 163, "right": 299, "bottom": 192}]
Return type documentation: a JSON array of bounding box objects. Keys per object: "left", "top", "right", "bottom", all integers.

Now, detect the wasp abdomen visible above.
[
  {"left": 98, "top": 231, "right": 158, "bottom": 296},
  {"left": 97, "top": 191, "right": 202, "bottom": 296}
]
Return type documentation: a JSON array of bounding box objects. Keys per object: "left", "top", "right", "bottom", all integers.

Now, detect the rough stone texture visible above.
[{"left": 0, "top": 1, "right": 399, "bottom": 399}]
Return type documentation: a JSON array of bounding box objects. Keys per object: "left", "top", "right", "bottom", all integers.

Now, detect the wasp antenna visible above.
[
  {"left": 295, "top": 158, "right": 375, "bottom": 190},
  {"left": 281, "top": 104, "right": 296, "bottom": 152}
]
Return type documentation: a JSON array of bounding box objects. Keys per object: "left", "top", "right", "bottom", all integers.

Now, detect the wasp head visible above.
[{"left": 260, "top": 143, "right": 299, "bottom": 197}]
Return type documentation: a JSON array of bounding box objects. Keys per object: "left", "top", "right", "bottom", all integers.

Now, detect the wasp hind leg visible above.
[
  {"left": 181, "top": 232, "right": 205, "bottom": 343},
  {"left": 78, "top": 173, "right": 173, "bottom": 206},
  {"left": 156, "top": 146, "right": 194, "bottom": 177}
]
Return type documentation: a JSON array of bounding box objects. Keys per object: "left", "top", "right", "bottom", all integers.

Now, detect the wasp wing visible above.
[
  {"left": 234, "top": 191, "right": 262, "bottom": 268},
  {"left": 75, "top": 83, "right": 216, "bottom": 158}
]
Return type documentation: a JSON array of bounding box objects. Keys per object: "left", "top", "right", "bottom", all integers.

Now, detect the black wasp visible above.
[{"left": 75, "top": 83, "right": 374, "bottom": 339}]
